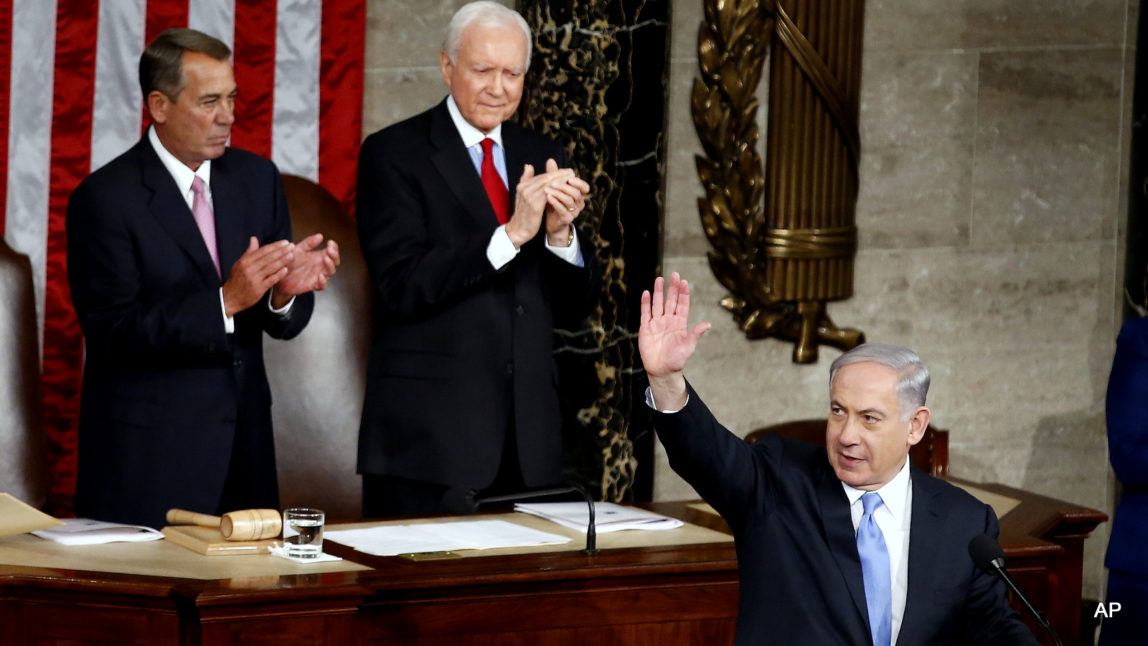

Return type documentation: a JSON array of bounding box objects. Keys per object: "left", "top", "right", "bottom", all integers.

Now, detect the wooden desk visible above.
[
  {"left": 952, "top": 479, "right": 1108, "bottom": 646},
  {"left": 0, "top": 488, "right": 1104, "bottom": 646},
  {"left": 0, "top": 510, "right": 738, "bottom": 646}
]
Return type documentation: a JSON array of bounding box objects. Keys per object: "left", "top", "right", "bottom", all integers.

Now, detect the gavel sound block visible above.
[{"left": 166, "top": 508, "right": 282, "bottom": 541}]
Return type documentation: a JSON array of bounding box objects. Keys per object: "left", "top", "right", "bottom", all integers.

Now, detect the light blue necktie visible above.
[{"left": 858, "top": 491, "right": 892, "bottom": 646}]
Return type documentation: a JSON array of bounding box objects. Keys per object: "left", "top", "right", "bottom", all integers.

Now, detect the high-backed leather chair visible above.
[
  {"left": 745, "top": 420, "right": 949, "bottom": 478},
  {"left": 0, "top": 238, "right": 50, "bottom": 508},
  {"left": 264, "top": 176, "right": 370, "bottom": 519}
]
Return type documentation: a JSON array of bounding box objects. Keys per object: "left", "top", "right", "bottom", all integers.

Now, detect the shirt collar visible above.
[
  {"left": 147, "top": 124, "right": 211, "bottom": 196},
  {"left": 841, "top": 456, "right": 912, "bottom": 520},
  {"left": 446, "top": 94, "right": 503, "bottom": 150}
]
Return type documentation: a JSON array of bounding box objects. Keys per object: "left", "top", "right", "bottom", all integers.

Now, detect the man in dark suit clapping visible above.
[
  {"left": 356, "top": 1, "right": 597, "bottom": 516},
  {"left": 67, "top": 28, "right": 339, "bottom": 528}
]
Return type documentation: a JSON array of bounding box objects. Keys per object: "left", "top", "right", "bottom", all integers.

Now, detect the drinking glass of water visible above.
[{"left": 282, "top": 508, "right": 325, "bottom": 559}]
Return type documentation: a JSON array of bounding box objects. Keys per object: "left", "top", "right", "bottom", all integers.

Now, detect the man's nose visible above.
[
  {"left": 488, "top": 73, "right": 504, "bottom": 95},
  {"left": 217, "top": 101, "right": 235, "bottom": 125},
  {"left": 837, "top": 419, "right": 861, "bottom": 445}
]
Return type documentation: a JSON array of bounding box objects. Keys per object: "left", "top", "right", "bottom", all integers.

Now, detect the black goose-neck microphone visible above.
[
  {"left": 968, "top": 534, "right": 1062, "bottom": 646},
  {"left": 472, "top": 483, "right": 599, "bottom": 555}
]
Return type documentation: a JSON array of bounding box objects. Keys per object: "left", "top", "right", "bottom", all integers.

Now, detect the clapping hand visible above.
[
  {"left": 539, "top": 158, "right": 590, "bottom": 245},
  {"left": 275, "top": 232, "right": 340, "bottom": 297},
  {"left": 505, "top": 159, "right": 590, "bottom": 248}
]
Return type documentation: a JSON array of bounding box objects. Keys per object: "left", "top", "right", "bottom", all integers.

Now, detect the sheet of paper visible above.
[
  {"left": 32, "top": 518, "right": 165, "bottom": 545},
  {"left": 325, "top": 519, "right": 570, "bottom": 557},
  {"left": 514, "top": 502, "right": 684, "bottom": 533},
  {"left": 0, "top": 493, "right": 64, "bottom": 537}
]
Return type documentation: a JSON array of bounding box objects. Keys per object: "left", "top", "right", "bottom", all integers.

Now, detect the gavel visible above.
[{"left": 166, "top": 508, "right": 282, "bottom": 541}]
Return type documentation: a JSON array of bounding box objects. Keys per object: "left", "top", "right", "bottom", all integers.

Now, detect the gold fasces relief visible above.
[{"left": 693, "top": 0, "right": 865, "bottom": 363}]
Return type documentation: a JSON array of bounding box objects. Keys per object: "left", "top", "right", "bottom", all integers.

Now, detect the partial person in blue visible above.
[{"left": 1099, "top": 315, "right": 1148, "bottom": 645}]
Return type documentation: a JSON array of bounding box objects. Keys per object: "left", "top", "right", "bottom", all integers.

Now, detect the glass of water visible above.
[{"left": 282, "top": 508, "right": 325, "bottom": 559}]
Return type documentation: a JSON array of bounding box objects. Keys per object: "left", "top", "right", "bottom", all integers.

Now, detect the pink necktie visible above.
[
  {"left": 190, "top": 176, "right": 221, "bottom": 277},
  {"left": 480, "top": 138, "right": 510, "bottom": 224}
]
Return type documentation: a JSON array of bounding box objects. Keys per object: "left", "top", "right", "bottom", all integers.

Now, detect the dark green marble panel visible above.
[{"left": 518, "top": 0, "right": 670, "bottom": 501}]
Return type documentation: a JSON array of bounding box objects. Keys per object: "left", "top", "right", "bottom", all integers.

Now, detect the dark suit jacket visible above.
[
  {"left": 653, "top": 384, "right": 1038, "bottom": 646},
  {"left": 355, "top": 99, "right": 596, "bottom": 490},
  {"left": 67, "top": 137, "right": 313, "bottom": 529}
]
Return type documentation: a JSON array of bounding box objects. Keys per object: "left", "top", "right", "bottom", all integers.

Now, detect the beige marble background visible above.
[{"left": 362, "top": 0, "right": 1137, "bottom": 597}]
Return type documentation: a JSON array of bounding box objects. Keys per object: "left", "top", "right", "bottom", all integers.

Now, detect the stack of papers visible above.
[
  {"left": 32, "top": 518, "right": 164, "bottom": 545},
  {"left": 514, "top": 502, "right": 683, "bottom": 533},
  {"left": 325, "top": 519, "right": 570, "bottom": 557}
]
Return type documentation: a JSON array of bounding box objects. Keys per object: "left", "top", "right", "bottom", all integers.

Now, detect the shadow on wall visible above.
[
  {"left": 264, "top": 175, "right": 371, "bottom": 520},
  {"left": 1022, "top": 409, "right": 1107, "bottom": 505}
]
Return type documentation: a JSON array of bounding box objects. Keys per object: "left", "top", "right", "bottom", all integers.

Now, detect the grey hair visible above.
[
  {"left": 829, "top": 343, "right": 930, "bottom": 421},
  {"left": 442, "top": 1, "right": 532, "bottom": 68},
  {"left": 140, "top": 28, "right": 231, "bottom": 102}
]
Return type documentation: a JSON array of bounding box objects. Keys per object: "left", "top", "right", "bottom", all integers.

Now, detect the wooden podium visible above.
[{"left": 0, "top": 491, "right": 1104, "bottom": 646}]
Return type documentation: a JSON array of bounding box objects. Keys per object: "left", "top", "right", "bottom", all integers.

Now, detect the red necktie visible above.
[{"left": 480, "top": 138, "right": 510, "bottom": 224}]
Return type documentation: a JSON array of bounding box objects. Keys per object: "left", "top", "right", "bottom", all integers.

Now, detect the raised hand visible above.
[
  {"left": 222, "top": 237, "right": 292, "bottom": 317},
  {"left": 276, "top": 232, "right": 340, "bottom": 299},
  {"left": 639, "top": 273, "right": 711, "bottom": 410}
]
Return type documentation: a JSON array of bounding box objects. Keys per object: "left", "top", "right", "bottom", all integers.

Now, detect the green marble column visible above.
[{"left": 518, "top": 0, "right": 670, "bottom": 501}]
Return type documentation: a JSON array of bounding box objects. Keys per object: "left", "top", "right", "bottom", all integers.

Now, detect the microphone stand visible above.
[
  {"left": 473, "top": 484, "right": 599, "bottom": 555},
  {"left": 971, "top": 535, "right": 1063, "bottom": 646},
  {"left": 988, "top": 559, "right": 1063, "bottom": 646}
]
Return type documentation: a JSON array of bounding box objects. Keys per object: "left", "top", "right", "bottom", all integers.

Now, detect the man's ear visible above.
[
  {"left": 147, "top": 91, "right": 170, "bottom": 125},
  {"left": 439, "top": 50, "right": 453, "bottom": 88},
  {"left": 906, "top": 406, "right": 931, "bottom": 447}
]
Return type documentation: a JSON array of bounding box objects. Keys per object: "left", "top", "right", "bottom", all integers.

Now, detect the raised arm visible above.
[{"left": 638, "top": 272, "right": 711, "bottom": 410}]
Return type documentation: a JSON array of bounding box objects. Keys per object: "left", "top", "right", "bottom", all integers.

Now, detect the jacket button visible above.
[
  {"left": 515, "top": 305, "right": 525, "bottom": 316},
  {"left": 505, "top": 363, "right": 514, "bottom": 376},
  {"left": 233, "top": 359, "right": 244, "bottom": 368}
]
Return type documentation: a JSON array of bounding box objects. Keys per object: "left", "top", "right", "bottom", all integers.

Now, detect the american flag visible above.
[{"left": 0, "top": 0, "right": 365, "bottom": 511}]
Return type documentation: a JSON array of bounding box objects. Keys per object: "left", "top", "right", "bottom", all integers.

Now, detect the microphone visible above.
[
  {"left": 968, "top": 534, "right": 1063, "bottom": 646},
  {"left": 473, "top": 483, "right": 600, "bottom": 555}
]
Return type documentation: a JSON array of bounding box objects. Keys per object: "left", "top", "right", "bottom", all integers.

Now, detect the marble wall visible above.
[
  {"left": 363, "top": 0, "right": 1137, "bottom": 596},
  {"left": 660, "top": 0, "right": 1137, "bottom": 599}
]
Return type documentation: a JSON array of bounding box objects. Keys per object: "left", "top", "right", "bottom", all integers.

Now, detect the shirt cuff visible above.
[
  {"left": 544, "top": 227, "right": 584, "bottom": 267},
  {"left": 218, "top": 288, "right": 235, "bottom": 334},
  {"left": 644, "top": 386, "right": 689, "bottom": 414},
  {"left": 487, "top": 225, "right": 520, "bottom": 270},
  {"left": 268, "top": 289, "right": 295, "bottom": 315}
]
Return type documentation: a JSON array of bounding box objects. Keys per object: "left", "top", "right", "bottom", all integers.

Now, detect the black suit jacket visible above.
[
  {"left": 356, "top": 100, "right": 596, "bottom": 489},
  {"left": 653, "top": 384, "right": 1039, "bottom": 646},
  {"left": 67, "top": 137, "right": 312, "bottom": 528}
]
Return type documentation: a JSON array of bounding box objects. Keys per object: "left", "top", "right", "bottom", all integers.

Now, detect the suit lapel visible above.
[
  {"left": 428, "top": 100, "right": 501, "bottom": 228},
  {"left": 896, "top": 467, "right": 943, "bottom": 646},
  {"left": 209, "top": 153, "right": 247, "bottom": 282},
  {"left": 138, "top": 140, "right": 220, "bottom": 285},
  {"left": 815, "top": 465, "right": 872, "bottom": 634}
]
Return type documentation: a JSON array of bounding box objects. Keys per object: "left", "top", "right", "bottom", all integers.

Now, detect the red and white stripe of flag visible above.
[{"left": 0, "top": 0, "right": 365, "bottom": 511}]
